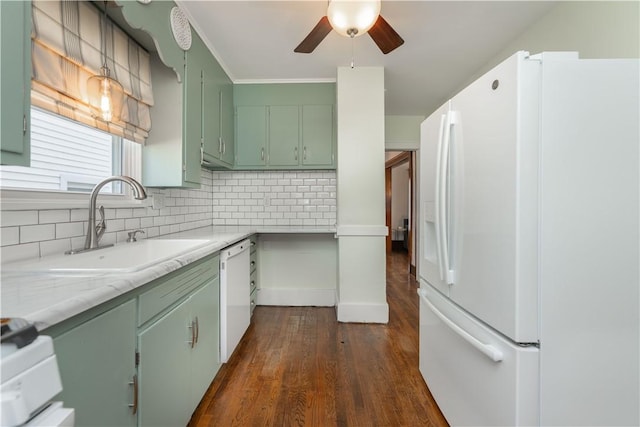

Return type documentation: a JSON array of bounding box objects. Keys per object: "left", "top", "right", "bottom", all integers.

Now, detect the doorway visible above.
[{"left": 385, "top": 151, "right": 416, "bottom": 276}]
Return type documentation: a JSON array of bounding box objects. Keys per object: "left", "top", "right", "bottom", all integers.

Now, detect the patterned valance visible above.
[{"left": 31, "top": 0, "right": 154, "bottom": 143}]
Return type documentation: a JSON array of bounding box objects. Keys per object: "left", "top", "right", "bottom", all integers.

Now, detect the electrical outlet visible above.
[{"left": 152, "top": 194, "right": 165, "bottom": 210}]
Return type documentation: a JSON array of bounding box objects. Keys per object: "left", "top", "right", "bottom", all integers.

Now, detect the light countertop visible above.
[{"left": 0, "top": 225, "right": 335, "bottom": 331}]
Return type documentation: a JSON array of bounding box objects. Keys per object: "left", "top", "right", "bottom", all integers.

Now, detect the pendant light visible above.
[
  {"left": 327, "top": 0, "right": 381, "bottom": 38},
  {"left": 87, "top": 1, "right": 124, "bottom": 122}
]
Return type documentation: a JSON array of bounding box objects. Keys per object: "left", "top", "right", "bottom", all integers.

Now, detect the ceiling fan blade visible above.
[
  {"left": 294, "top": 16, "right": 333, "bottom": 53},
  {"left": 368, "top": 15, "right": 404, "bottom": 54}
]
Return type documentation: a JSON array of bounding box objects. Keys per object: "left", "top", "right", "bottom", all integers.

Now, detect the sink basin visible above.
[{"left": 4, "top": 239, "right": 214, "bottom": 274}]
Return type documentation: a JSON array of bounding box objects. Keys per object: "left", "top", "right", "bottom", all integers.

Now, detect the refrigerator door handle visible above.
[
  {"left": 434, "top": 114, "right": 447, "bottom": 281},
  {"left": 418, "top": 289, "right": 504, "bottom": 362},
  {"left": 439, "top": 111, "right": 455, "bottom": 284}
]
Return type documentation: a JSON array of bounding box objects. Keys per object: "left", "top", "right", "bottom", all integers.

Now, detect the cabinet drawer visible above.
[{"left": 138, "top": 255, "right": 219, "bottom": 325}]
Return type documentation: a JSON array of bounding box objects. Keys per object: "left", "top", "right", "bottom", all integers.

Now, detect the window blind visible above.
[{"left": 31, "top": 0, "right": 154, "bottom": 143}]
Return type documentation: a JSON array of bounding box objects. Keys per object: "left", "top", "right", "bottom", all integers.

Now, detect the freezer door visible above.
[
  {"left": 418, "top": 101, "right": 451, "bottom": 295},
  {"left": 419, "top": 285, "right": 539, "bottom": 426},
  {"left": 446, "top": 51, "right": 540, "bottom": 343}
]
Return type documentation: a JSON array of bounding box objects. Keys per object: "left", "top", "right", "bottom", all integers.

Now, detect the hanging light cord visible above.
[
  {"left": 100, "top": 1, "right": 109, "bottom": 75},
  {"left": 350, "top": 35, "right": 355, "bottom": 68}
]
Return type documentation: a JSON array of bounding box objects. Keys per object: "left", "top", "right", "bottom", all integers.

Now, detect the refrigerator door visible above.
[
  {"left": 419, "top": 284, "right": 539, "bottom": 426},
  {"left": 418, "top": 101, "right": 451, "bottom": 295},
  {"left": 445, "top": 51, "right": 540, "bottom": 343},
  {"left": 537, "top": 56, "right": 640, "bottom": 426}
]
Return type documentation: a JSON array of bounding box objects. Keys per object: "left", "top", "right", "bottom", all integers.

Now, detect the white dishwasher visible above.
[{"left": 219, "top": 239, "right": 251, "bottom": 362}]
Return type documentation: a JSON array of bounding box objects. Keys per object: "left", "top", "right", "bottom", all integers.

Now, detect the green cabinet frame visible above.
[{"left": 0, "top": 0, "right": 31, "bottom": 166}]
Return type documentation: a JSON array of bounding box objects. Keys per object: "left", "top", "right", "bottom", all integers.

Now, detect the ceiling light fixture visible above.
[
  {"left": 327, "top": 0, "right": 381, "bottom": 38},
  {"left": 87, "top": 1, "right": 124, "bottom": 123}
]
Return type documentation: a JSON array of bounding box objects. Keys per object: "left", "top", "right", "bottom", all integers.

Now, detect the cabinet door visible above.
[
  {"left": 0, "top": 0, "right": 30, "bottom": 166},
  {"left": 53, "top": 300, "right": 137, "bottom": 427},
  {"left": 219, "top": 81, "right": 235, "bottom": 166},
  {"left": 183, "top": 33, "right": 204, "bottom": 186},
  {"left": 189, "top": 279, "right": 221, "bottom": 411},
  {"left": 268, "top": 106, "right": 300, "bottom": 166},
  {"left": 201, "top": 56, "right": 221, "bottom": 164},
  {"left": 302, "top": 105, "right": 334, "bottom": 167},
  {"left": 235, "top": 106, "right": 267, "bottom": 167},
  {"left": 138, "top": 299, "right": 192, "bottom": 427}
]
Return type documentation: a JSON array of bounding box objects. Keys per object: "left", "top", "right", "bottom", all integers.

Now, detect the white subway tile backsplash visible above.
[
  {"left": 21, "top": 224, "right": 55, "bottom": 243},
  {"left": 1, "top": 227, "right": 20, "bottom": 246},
  {"left": 2, "top": 210, "right": 38, "bottom": 227},
  {"left": 1, "top": 169, "right": 336, "bottom": 263},
  {"left": 39, "top": 210, "right": 70, "bottom": 224},
  {"left": 40, "top": 238, "right": 71, "bottom": 257},
  {"left": 1, "top": 242, "right": 39, "bottom": 263},
  {"left": 56, "top": 222, "right": 83, "bottom": 239}
]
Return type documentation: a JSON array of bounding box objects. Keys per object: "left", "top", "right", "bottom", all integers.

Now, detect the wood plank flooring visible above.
[{"left": 189, "top": 250, "right": 448, "bottom": 426}]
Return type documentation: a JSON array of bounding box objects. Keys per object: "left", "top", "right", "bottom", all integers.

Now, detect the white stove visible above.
[{"left": 1, "top": 319, "right": 74, "bottom": 426}]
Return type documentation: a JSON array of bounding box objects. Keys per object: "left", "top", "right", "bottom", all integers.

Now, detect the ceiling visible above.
[{"left": 177, "top": 1, "right": 556, "bottom": 117}]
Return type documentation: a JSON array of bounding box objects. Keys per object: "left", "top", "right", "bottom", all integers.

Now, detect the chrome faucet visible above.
[{"left": 70, "top": 176, "right": 147, "bottom": 254}]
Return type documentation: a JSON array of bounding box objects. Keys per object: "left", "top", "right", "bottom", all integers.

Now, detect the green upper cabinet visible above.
[
  {"left": 0, "top": 0, "right": 31, "bottom": 166},
  {"left": 234, "top": 83, "right": 336, "bottom": 170},
  {"left": 183, "top": 32, "right": 205, "bottom": 186},
  {"left": 302, "top": 105, "right": 335, "bottom": 166},
  {"left": 120, "top": 0, "right": 201, "bottom": 187},
  {"left": 201, "top": 42, "right": 234, "bottom": 169},
  {"left": 235, "top": 106, "right": 267, "bottom": 167},
  {"left": 268, "top": 106, "right": 300, "bottom": 166},
  {"left": 219, "top": 79, "right": 235, "bottom": 166}
]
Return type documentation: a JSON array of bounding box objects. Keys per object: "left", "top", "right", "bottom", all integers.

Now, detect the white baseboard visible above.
[
  {"left": 336, "top": 302, "right": 389, "bottom": 323},
  {"left": 256, "top": 288, "right": 336, "bottom": 306}
]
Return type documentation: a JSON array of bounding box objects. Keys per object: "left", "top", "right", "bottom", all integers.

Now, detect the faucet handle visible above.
[
  {"left": 127, "top": 229, "right": 145, "bottom": 243},
  {"left": 96, "top": 205, "right": 106, "bottom": 240}
]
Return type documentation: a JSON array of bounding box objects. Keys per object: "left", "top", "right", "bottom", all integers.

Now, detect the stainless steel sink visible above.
[{"left": 4, "top": 239, "right": 213, "bottom": 274}]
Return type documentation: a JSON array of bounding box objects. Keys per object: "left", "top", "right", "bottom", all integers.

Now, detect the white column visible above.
[{"left": 335, "top": 66, "right": 388, "bottom": 323}]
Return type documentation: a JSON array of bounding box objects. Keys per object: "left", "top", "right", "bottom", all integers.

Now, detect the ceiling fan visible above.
[{"left": 294, "top": 0, "right": 404, "bottom": 55}]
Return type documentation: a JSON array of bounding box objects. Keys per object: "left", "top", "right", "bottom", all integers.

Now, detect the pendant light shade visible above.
[
  {"left": 87, "top": 2, "right": 125, "bottom": 123},
  {"left": 87, "top": 66, "right": 124, "bottom": 122},
  {"left": 327, "top": 0, "right": 381, "bottom": 38}
]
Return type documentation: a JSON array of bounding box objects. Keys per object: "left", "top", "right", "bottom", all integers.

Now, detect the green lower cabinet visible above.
[
  {"left": 138, "top": 279, "right": 220, "bottom": 427},
  {"left": 53, "top": 300, "right": 137, "bottom": 427},
  {"left": 189, "top": 279, "right": 220, "bottom": 411},
  {"left": 138, "top": 297, "right": 192, "bottom": 427}
]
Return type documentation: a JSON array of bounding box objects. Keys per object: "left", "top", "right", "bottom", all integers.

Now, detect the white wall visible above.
[
  {"left": 336, "top": 66, "right": 388, "bottom": 323},
  {"left": 385, "top": 115, "right": 424, "bottom": 151},
  {"left": 464, "top": 1, "right": 639, "bottom": 92}
]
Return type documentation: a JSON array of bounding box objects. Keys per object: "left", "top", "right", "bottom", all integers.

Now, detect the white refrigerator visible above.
[{"left": 418, "top": 51, "right": 639, "bottom": 426}]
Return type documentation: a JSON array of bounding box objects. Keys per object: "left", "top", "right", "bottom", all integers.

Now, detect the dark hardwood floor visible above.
[{"left": 189, "top": 250, "right": 448, "bottom": 426}]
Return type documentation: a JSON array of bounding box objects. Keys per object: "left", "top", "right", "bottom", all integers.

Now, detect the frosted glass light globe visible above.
[{"left": 327, "top": 0, "right": 381, "bottom": 38}]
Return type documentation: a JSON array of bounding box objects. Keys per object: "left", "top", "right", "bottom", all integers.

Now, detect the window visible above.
[{"left": 0, "top": 107, "right": 141, "bottom": 194}]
